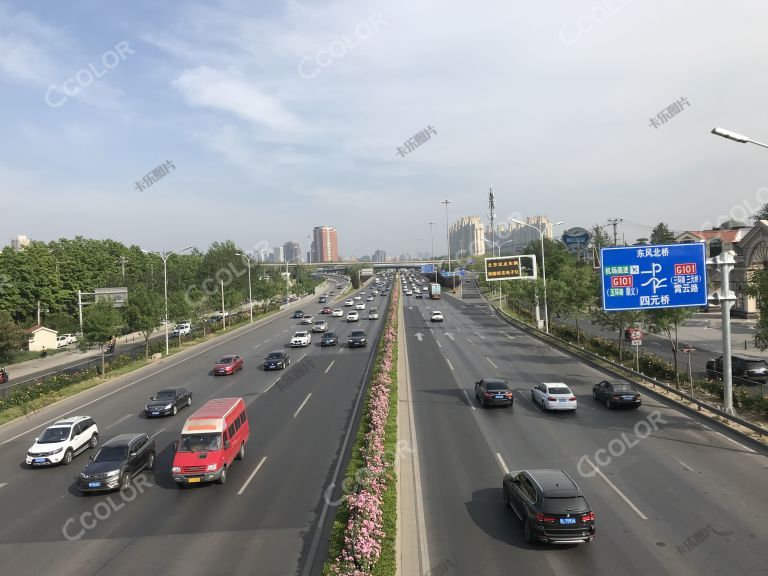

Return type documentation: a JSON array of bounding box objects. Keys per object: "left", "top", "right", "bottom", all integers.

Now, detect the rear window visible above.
[
  {"left": 742, "top": 360, "right": 767, "bottom": 368},
  {"left": 611, "top": 383, "right": 634, "bottom": 392},
  {"left": 547, "top": 387, "right": 571, "bottom": 395},
  {"left": 542, "top": 496, "right": 589, "bottom": 514},
  {"left": 485, "top": 382, "right": 508, "bottom": 391}
]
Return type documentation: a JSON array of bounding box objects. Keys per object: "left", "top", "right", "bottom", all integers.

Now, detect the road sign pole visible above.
[
  {"left": 635, "top": 342, "right": 639, "bottom": 372},
  {"left": 710, "top": 251, "right": 737, "bottom": 415}
]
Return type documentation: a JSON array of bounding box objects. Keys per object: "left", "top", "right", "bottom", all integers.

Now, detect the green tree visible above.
[
  {"left": 167, "top": 291, "right": 193, "bottom": 324},
  {"left": 82, "top": 300, "right": 123, "bottom": 376},
  {"left": 0, "top": 312, "right": 27, "bottom": 362},
  {"left": 650, "top": 222, "right": 676, "bottom": 245},
  {"left": 593, "top": 309, "right": 641, "bottom": 362},
  {"left": 751, "top": 203, "right": 768, "bottom": 223},
  {"left": 549, "top": 263, "right": 598, "bottom": 345},
  {"left": 645, "top": 307, "right": 697, "bottom": 387},
  {"left": 746, "top": 269, "right": 768, "bottom": 350},
  {"left": 124, "top": 287, "right": 163, "bottom": 358}
]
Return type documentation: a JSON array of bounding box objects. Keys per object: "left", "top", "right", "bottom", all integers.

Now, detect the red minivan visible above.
[{"left": 171, "top": 397, "right": 249, "bottom": 486}]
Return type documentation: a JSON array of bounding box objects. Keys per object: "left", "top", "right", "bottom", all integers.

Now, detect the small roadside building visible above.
[{"left": 26, "top": 326, "right": 58, "bottom": 352}]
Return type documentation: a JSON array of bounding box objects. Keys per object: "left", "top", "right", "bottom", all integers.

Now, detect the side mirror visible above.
[
  {"left": 34, "top": 437, "right": 39, "bottom": 442},
  {"left": 89, "top": 455, "right": 94, "bottom": 460},
  {"left": 224, "top": 441, "right": 231, "bottom": 450},
  {"left": 172, "top": 441, "right": 178, "bottom": 452},
  {"left": 129, "top": 452, "right": 137, "bottom": 458}
]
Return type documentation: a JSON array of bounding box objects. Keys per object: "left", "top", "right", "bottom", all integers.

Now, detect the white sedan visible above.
[
  {"left": 531, "top": 383, "right": 577, "bottom": 411},
  {"left": 430, "top": 311, "right": 443, "bottom": 322},
  {"left": 345, "top": 299, "right": 355, "bottom": 306},
  {"left": 332, "top": 308, "right": 344, "bottom": 317},
  {"left": 355, "top": 302, "right": 366, "bottom": 310},
  {"left": 347, "top": 311, "right": 360, "bottom": 322}
]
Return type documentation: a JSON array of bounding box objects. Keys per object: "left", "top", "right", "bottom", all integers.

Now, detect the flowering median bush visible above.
[{"left": 326, "top": 284, "right": 400, "bottom": 576}]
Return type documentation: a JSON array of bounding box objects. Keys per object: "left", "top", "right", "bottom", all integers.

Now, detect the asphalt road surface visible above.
[
  {"left": 404, "top": 280, "right": 767, "bottom": 576},
  {"left": 0, "top": 287, "right": 389, "bottom": 576}
]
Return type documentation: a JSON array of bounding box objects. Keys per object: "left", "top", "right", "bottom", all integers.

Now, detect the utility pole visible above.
[
  {"left": 607, "top": 218, "right": 623, "bottom": 246},
  {"left": 118, "top": 256, "right": 128, "bottom": 278},
  {"left": 489, "top": 187, "right": 497, "bottom": 303}
]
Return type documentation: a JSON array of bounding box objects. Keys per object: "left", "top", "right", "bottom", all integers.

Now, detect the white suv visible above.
[{"left": 26, "top": 416, "right": 98, "bottom": 466}]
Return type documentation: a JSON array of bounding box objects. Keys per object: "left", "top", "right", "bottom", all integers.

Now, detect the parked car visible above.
[
  {"left": 475, "top": 378, "right": 514, "bottom": 408},
  {"left": 171, "top": 323, "right": 191, "bottom": 337},
  {"left": 26, "top": 416, "right": 98, "bottom": 466},
  {"left": 56, "top": 335, "right": 70, "bottom": 348},
  {"left": 706, "top": 355, "right": 768, "bottom": 385},
  {"left": 592, "top": 380, "right": 641, "bottom": 409},
  {"left": 145, "top": 388, "right": 193, "bottom": 417},
  {"left": 213, "top": 355, "right": 244, "bottom": 375},
  {"left": 503, "top": 469, "right": 596, "bottom": 544},
  {"left": 348, "top": 330, "right": 367, "bottom": 348},
  {"left": 291, "top": 331, "right": 311, "bottom": 347},
  {"left": 531, "top": 383, "right": 577, "bottom": 411},
  {"left": 264, "top": 350, "right": 290, "bottom": 370},
  {"left": 62, "top": 333, "right": 77, "bottom": 344},
  {"left": 321, "top": 332, "right": 339, "bottom": 347},
  {"left": 77, "top": 433, "right": 155, "bottom": 492}
]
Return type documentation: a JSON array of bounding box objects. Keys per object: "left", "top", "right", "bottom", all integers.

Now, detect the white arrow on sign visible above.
[
  {"left": 415, "top": 332, "right": 424, "bottom": 341},
  {"left": 445, "top": 333, "right": 454, "bottom": 341}
]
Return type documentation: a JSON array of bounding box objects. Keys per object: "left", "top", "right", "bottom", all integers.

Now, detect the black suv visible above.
[
  {"left": 503, "top": 469, "right": 596, "bottom": 544},
  {"left": 706, "top": 355, "right": 768, "bottom": 385},
  {"left": 321, "top": 332, "right": 339, "bottom": 347},
  {"left": 348, "top": 330, "right": 367, "bottom": 348},
  {"left": 77, "top": 433, "right": 155, "bottom": 492},
  {"left": 592, "top": 380, "right": 641, "bottom": 409},
  {"left": 264, "top": 350, "right": 290, "bottom": 370}
]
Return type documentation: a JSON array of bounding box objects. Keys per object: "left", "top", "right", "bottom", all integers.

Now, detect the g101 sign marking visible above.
[{"left": 601, "top": 243, "right": 707, "bottom": 311}]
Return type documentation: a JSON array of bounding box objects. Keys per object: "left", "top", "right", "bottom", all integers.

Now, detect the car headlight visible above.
[
  {"left": 79, "top": 472, "right": 88, "bottom": 479},
  {"left": 105, "top": 470, "right": 121, "bottom": 478},
  {"left": 172, "top": 466, "right": 181, "bottom": 473},
  {"left": 50, "top": 447, "right": 64, "bottom": 455},
  {"left": 164, "top": 403, "right": 173, "bottom": 410},
  {"left": 206, "top": 464, "right": 218, "bottom": 472}
]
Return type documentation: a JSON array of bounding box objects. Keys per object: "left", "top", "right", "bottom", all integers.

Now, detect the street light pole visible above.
[
  {"left": 708, "top": 251, "right": 738, "bottom": 415},
  {"left": 711, "top": 127, "right": 768, "bottom": 150},
  {"left": 428, "top": 221, "right": 436, "bottom": 282},
  {"left": 442, "top": 199, "right": 454, "bottom": 291},
  {"left": 143, "top": 246, "right": 192, "bottom": 356},
  {"left": 236, "top": 252, "right": 254, "bottom": 323}
]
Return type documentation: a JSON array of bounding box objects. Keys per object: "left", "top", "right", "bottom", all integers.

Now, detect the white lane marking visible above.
[
  {"left": 445, "top": 358, "right": 454, "bottom": 371},
  {"left": 582, "top": 457, "right": 648, "bottom": 520},
  {"left": 462, "top": 389, "right": 475, "bottom": 410},
  {"left": 263, "top": 378, "right": 281, "bottom": 394},
  {"left": 486, "top": 357, "right": 498, "bottom": 369},
  {"left": 105, "top": 414, "right": 132, "bottom": 430},
  {"left": 676, "top": 459, "right": 695, "bottom": 472},
  {"left": 467, "top": 338, "right": 475, "bottom": 345},
  {"left": 650, "top": 342, "right": 660, "bottom": 346},
  {"left": 496, "top": 453, "right": 510, "bottom": 474},
  {"left": 283, "top": 329, "right": 289, "bottom": 333},
  {"left": 0, "top": 483, "right": 7, "bottom": 489},
  {"left": 293, "top": 393, "right": 312, "bottom": 418},
  {"left": 475, "top": 333, "right": 486, "bottom": 339},
  {"left": 705, "top": 428, "right": 756, "bottom": 453},
  {"left": 252, "top": 343, "right": 261, "bottom": 349},
  {"left": 325, "top": 360, "right": 335, "bottom": 374},
  {"left": 436, "top": 340, "right": 442, "bottom": 349},
  {"left": 265, "top": 338, "right": 271, "bottom": 343},
  {"left": 506, "top": 334, "right": 515, "bottom": 341},
  {"left": 237, "top": 456, "right": 268, "bottom": 495},
  {"left": 149, "top": 428, "right": 166, "bottom": 440},
  {"left": 455, "top": 326, "right": 462, "bottom": 333}
]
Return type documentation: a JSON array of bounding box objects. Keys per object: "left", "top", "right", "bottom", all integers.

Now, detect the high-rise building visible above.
[
  {"left": 272, "top": 245, "right": 284, "bottom": 263},
  {"left": 311, "top": 226, "right": 339, "bottom": 263},
  {"left": 11, "top": 235, "right": 30, "bottom": 251},
  {"left": 372, "top": 249, "right": 387, "bottom": 262},
  {"left": 448, "top": 216, "right": 485, "bottom": 258},
  {"left": 282, "top": 241, "right": 301, "bottom": 262},
  {"left": 494, "top": 215, "right": 554, "bottom": 255}
]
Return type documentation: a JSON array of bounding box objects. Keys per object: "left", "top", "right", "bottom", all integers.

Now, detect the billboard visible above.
[
  {"left": 562, "top": 227, "right": 591, "bottom": 251},
  {"left": 484, "top": 255, "right": 537, "bottom": 282},
  {"left": 360, "top": 268, "right": 374, "bottom": 277},
  {"left": 420, "top": 263, "right": 436, "bottom": 273},
  {"left": 600, "top": 244, "right": 707, "bottom": 311},
  {"left": 95, "top": 287, "right": 128, "bottom": 307}
]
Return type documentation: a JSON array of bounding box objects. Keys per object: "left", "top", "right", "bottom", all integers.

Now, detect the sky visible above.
[{"left": 2, "top": 0, "right": 768, "bottom": 259}]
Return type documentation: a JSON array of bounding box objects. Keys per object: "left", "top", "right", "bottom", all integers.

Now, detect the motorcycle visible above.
[
  {"left": 105, "top": 342, "right": 116, "bottom": 354},
  {"left": 0, "top": 369, "right": 8, "bottom": 384}
]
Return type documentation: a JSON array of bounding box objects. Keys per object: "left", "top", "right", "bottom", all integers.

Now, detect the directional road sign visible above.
[
  {"left": 600, "top": 243, "right": 707, "bottom": 311},
  {"left": 420, "top": 264, "right": 435, "bottom": 273}
]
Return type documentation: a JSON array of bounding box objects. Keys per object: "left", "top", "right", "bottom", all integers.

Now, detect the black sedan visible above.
[
  {"left": 592, "top": 380, "right": 641, "bottom": 409},
  {"left": 348, "top": 330, "right": 367, "bottom": 348},
  {"left": 264, "top": 350, "right": 290, "bottom": 370},
  {"left": 474, "top": 378, "right": 514, "bottom": 408},
  {"left": 77, "top": 433, "right": 155, "bottom": 492},
  {"left": 145, "top": 388, "right": 192, "bottom": 417},
  {"left": 503, "top": 469, "right": 596, "bottom": 544},
  {"left": 321, "top": 332, "right": 339, "bottom": 347}
]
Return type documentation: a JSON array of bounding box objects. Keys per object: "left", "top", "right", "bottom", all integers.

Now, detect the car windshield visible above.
[
  {"left": 548, "top": 387, "right": 571, "bottom": 395},
  {"left": 351, "top": 331, "right": 365, "bottom": 337},
  {"left": 38, "top": 426, "right": 71, "bottom": 443},
  {"left": 542, "top": 496, "right": 589, "bottom": 514},
  {"left": 153, "top": 390, "right": 176, "bottom": 400},
  {"left": 178, "top": 433, "right": 221, "bottom": 453},
  {"left": 218, "top": 357, "right": 233, "bottom": 364},
  {"left": 324, "top": 332, "right": 336, "bottom": 338},
  {"left": 267, "top": 352, "right": 283, "bottom": 359},
  {"left": 315, "top": 320, "right": 324, "bottom": 324},
  {"left": 94, "top": 445, "right": 129, "bottom": 462},
  {"left": 485, "top": 382, "right": 508, "bottom": 391}
]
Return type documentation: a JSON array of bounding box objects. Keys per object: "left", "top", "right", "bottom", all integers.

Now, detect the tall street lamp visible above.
[
  {"left": 428, "top": 221, "right": 436, "bottom": 282},
  {"left": 285, "top": 257, "right": 302, "bottom": 308},
  {"left": 711, "top": 127, "right": 768, "bottom": 150},
  {"left": 510, "top": 219, "right": 563, "bottom": 333},
  {"left": 442, "top": 199, "right": 455, "bottom": 291},
  {"left": 143, "top": 246, "right": 192, "bottom": 355},
  {"left": 236, "top": 252, "right": 254, "bottom": 323}
]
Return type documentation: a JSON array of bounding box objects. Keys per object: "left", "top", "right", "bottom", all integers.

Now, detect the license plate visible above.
[
  {"left": 88, "top": 482, "right": 101, "bottom": 488},
  {"left": 187, "top": 477, "right": 201, "bottom": 483},
  {"left": 558, "top": 399, "right": 568, "bottom": 403},
  {"left": 152, "top": 412, "right": 159, "bottom": 416},
  {"left": 560, "top": 518, "right": 576, "bottom": 524},
  {"left": 34, "top": 458, "right": 45, "bottom": 463},
  {"left": 495, "top": 395, "right": 504, "bottom": 399},
  {"left": 622, "top": 396, "right": 634, "bottom": 400}
]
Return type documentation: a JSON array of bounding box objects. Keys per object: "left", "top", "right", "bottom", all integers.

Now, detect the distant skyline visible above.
[{"left": 2, "top": 1, "right": 768, "bottom": 257}]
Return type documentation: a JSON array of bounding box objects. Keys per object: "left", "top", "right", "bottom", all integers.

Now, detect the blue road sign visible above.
[
  {"left": 600, "top": 243, "right": 707, "bottom": 311},
  {"left": 420, "top": 264, "right": 435, "bottom": 273}
]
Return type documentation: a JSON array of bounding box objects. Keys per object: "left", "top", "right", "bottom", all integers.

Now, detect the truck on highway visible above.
[{"left": 429, "top": 283, "right": 441, "bottom": 299}]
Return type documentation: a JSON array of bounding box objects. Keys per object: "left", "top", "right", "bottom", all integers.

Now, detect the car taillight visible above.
[
  {"left": 506, "top": 393, "right": 513, "bottom": 398},
  {"left": 569, "top": 396, "right": 576, "bottom": 401},
  {"left": 547, "top": 397, "right": 557, "bottom": 401},
  {"left": 535, "top": 513, "right": 556, "bottom": 523},
  {"left": 484, "top": 392, "right": 494, "bottom": 398},
  {"left": 581, "top": 511, "right": 596, "bottom": 522},
  {"left": 611, "top": 395, "right": 620, "bottom": 399}
]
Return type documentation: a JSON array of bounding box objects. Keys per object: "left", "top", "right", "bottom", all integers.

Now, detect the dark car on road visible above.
[
  {"left": 321, "top": 332, "right": 339, "bottom": 347},
  {"left": 77, "top": 433, "right": 155, "bottom": 492},
  {"left": 145, "top": 388, "right": 192, "bottom": 417},
  {"left": 592, "top": 380, "right": 641, "bottom": 409},
  {"left": 264, "top": 350, "right": 290, "bottom": 370},
  {"left": 213, "top": 354, "right": 243, "bottom": 376},
  {"left": 706, "top": 355, "right": 768, "bottom": 385},
  {"left": 348, "top": 330, "right": 367, "bottom": 348},
  {"left": 503, "top": 469, "right": 596, "bottom": 544},
  {"left": 292, "top": 310, "right": 304, "bottom": 319},
  {"left": 475, "top": 378, "right": 514, "bottom": 408}
]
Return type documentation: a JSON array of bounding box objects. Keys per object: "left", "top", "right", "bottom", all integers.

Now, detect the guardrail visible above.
[{"left": 491, "top": 306, "right": 767, "bottom": 439}]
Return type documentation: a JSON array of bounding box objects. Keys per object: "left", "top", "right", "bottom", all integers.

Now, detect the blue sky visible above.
[{"left": 2, "top": 0, "right": 768, "bottom": 258}]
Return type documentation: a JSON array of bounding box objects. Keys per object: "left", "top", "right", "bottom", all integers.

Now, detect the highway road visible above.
[
  {"left": 0, "top": 281, "right": 389, "bottom": 576},
  {"left": 404, "top": 278, "right": 767, "bottom": 575}
]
